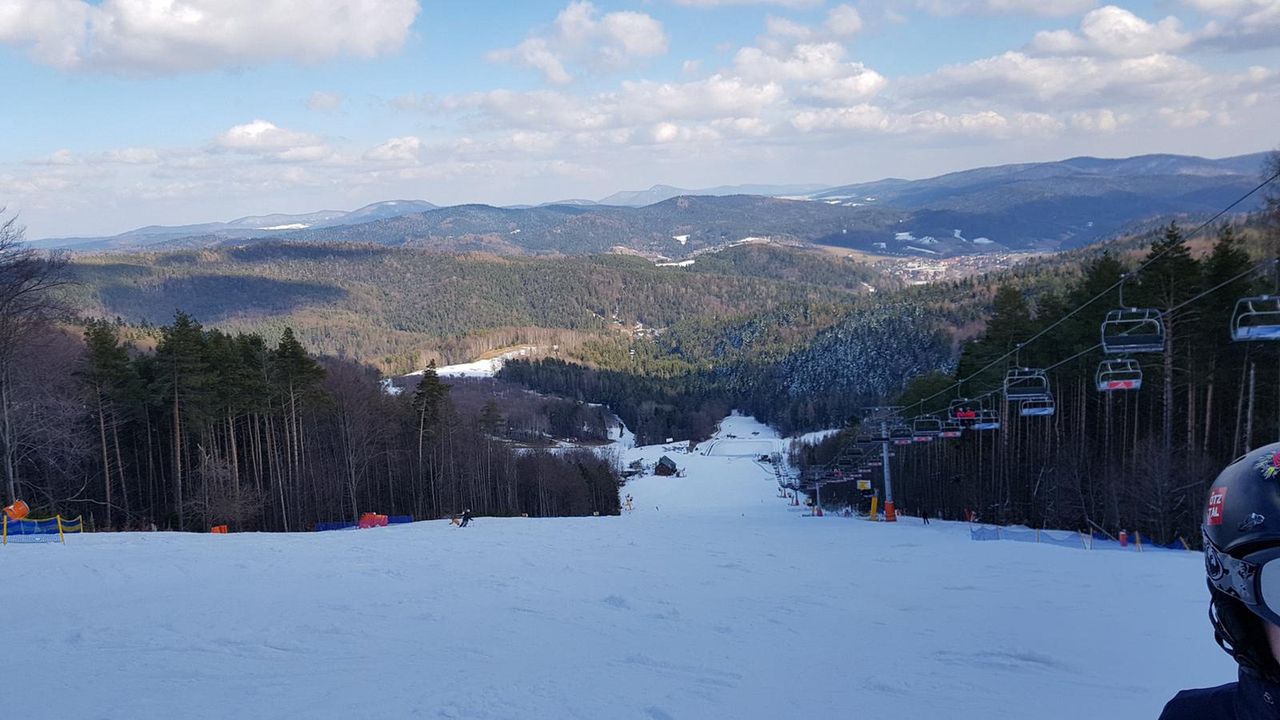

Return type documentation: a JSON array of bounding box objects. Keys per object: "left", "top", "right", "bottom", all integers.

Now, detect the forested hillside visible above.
[
  {"left": 65, "top": 243, "right": 885, "bottom": 374},
  {"left": 798, "top": 214, "right": 1280, "bottom": 547}
]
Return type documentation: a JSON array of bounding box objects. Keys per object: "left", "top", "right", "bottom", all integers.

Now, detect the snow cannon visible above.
[{"left": 4, "top": 500, "right": 29, "bottom": 521}]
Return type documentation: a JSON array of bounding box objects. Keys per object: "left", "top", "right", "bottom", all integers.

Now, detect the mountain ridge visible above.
[{"left": 31, "top": 151, "right": 1271, "bottom": 256}]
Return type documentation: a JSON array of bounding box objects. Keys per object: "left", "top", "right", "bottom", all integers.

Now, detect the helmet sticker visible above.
[
  {"left": 1208, "top": 486, "right": 1229, "bottom": 526},
  {"left": 1257, "top": 451, "right": 1280, "bottom": 480},
  {"left": 1240, "top": 512, "right": 1267, "bottom": 532}
]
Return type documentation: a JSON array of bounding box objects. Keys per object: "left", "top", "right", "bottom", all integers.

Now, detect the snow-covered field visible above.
[{"left": 5, "top": 415, "right": 1231, "bottom": 719}]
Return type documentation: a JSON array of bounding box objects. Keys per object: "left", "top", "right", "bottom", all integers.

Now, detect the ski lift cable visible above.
[
  {"left": 910, "top": 260, "right": 1274, "bottom": 419},
  {"left": 804, "top": 260, "right": 1273, "bottom": 475},
  {"left": 901, "top": 168, "right": 1280, "bottom": 419}
]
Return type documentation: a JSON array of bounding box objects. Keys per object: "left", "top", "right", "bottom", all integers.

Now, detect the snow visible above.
[
  {"left": 402, "top": 347, "right": 537, "bottom": 380},
  {"left": 655, "top": 259, "right": 695, "bottom": 268},
  {"left": 259, "top": 223, "right": 310, "bottom": 230},
  {"left": 3, "top": 412, "right": 1232, "bottom": 719},
  {"left": 672, "top": 234, "right": 689, "bottom": 245}
]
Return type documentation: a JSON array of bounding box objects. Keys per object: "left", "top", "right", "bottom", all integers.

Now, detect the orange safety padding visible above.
[
  {"left": 4, "top": 500, "right": 30, "bottom": 521},
  {"left": 358, "top": 513, "right": 388, "bottom": 529},
  {"left": 211, "top": 525, "right": 228, "bottom": 534}
]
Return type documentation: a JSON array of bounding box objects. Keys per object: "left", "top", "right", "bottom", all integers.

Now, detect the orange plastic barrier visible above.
[
  {"left": 358, "top": 513, "right": 388, "bottom": 529},
  {"left": 4, "top": 500, "right": 30, "bottom": 521},
  {"left": 210, "top": 525, "right": 228, "bottom": 534}
]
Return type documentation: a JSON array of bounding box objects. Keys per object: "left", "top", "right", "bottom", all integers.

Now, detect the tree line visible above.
[
  {"left": 0, "top": 219, "right": 622, "bottom": 529},
  {"left": 806, "top": 219, "right": 1278, "bottom": 544}
]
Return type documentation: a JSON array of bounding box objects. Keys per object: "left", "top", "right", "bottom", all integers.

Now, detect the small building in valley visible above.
[{"left": 655, "top": 456, "right": 679, "bottom": 477}]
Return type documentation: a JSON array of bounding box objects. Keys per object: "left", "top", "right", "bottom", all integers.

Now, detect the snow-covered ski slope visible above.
[{"left": 6, "top": 414, "right": 1231, "bottom": 719}]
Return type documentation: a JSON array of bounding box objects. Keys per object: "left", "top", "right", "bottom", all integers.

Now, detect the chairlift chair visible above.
[
  {"left": 949, "top": 398, "right": 980, "bottom": 424},
  {"left": 1019, "top": 396, "right": 1056, "bottom": 417},
  {"left": 940, "top": 421, "right": 963, "bottom": 439},
  {"left": 890, "top": 424, "right": 913, "bottom": 446},
  {"left": 1096, "top": 358, "right": 1142, "bottom": 392},
  {"left": 1004, "top": 368, "right": 1051, "bottom": 402},
  {"left": 1231, "top": 296, "right": 1280, "bottom": 341},
  {"left": 912, "top": 417, "right": 941, "bottom": 442},
  {"left": 972, "top": 409, "right": 1001, "bottom": 431},
  {"left": 1102, "top": 308, "right": 1165, "bottom": 354}
]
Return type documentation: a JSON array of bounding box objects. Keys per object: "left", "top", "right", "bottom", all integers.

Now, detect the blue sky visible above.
[{"left": 0, "top": 0, "right": 1276, "bottom": 238}]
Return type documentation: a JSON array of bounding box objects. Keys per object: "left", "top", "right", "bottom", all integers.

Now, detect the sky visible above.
[{"left": 0, "top": 0, "right": 1277, "bottom": 238}]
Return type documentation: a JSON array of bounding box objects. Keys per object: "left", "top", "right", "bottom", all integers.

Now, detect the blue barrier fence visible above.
[
  {"left": 316, "top": 516, "right": 414, "bottom": 532},
  {"left": 315, "top": 521, "right": 357, "bottom": 532},
  {"left": 970, "top": 525, "right": 1190, "bottom": 552}
]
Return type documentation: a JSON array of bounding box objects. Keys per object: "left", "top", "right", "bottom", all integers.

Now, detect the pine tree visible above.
[{"left": 153, "top": 312, "right": 213, "bottom": 530}]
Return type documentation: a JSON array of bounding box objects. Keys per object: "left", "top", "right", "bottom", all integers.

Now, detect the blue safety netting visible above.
[
  {"left": 388, "top": 515, "right": 413, "bottom": 525},
  {"left": 314, "top": 521, "right": 357, "bottom": 532},
  {"left": 970, "top": 525, "right": 1190, "bottom": 553},
  {"left": 4, "top": 518, "right": 62, "bottom": 535}
]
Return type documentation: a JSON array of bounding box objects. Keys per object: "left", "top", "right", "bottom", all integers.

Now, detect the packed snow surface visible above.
[{"left": 6, "top": 413, "right": 1230, "bottom": 719}]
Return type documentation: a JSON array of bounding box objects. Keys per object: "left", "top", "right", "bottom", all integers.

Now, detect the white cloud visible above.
[
  {"left": 791, "top": 105, "right": 1063, "bottom": 137},
  {"left": 913, "top": 0, "right": 1097, "bottom": 16},
  {"left": 489, "top": 38, "right": 573, "bottom": 85},
  {"left": 0, "top": 0, "right": 420, "bottom": 74},
  {"left": 1186, "top": 0, "right": 1280, "bottom": 50},
  {"left": 735, "top": 42, "right": 856, "bottom": 82},
  {"left": 1029, "top": 6, "right": 1191, "bottom": 57},
  {"left": 804, "top": 70, "right": 888, "bottom": 103},
  {"left": 674, "top": 0, "right": 823, "bottom": 6},
  {"left": 1069, "top": 108, "right": 1123, "bottom": 131},
  {"left": 762, "top": 5, "right": 863, "bottom": 44},
  {"left": 215, "top": 120, "right": 332, "bottom": 162},
  {"left": 307, "top": 91, "right": 345, "bottom": 112},
  {"left": 489, "top": 1, "right": 667, "bottom": 84},
  {"left": 825, "top": 5, "right": 866, "bottom": 36},
  {"left": 906, "top": 51, "right": 1210, "bottom": 110},
  {"left": 364, "top": 136, "right": 423, "bottom": 164},
  {"left": 444, "top": 75, "right": 785, "bottom": 133}
]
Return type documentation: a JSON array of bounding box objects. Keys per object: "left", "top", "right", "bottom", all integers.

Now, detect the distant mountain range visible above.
[
  {"left": 34, "top": 200, "right": 438, "bottom": 251},
  {"left": 34, "top": 152, "right": 1271, "bottom": 256}
]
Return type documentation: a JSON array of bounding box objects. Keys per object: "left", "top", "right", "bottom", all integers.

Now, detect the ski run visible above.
[{"left": 6, "top": 414, "right": 1228, "bottom": 719}]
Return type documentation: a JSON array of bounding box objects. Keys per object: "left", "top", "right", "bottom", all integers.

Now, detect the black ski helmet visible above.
[{"left": 1203, "top": 442, "right": 1280, "bottom": 681}]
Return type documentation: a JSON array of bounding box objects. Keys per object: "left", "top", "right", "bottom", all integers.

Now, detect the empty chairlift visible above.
[
  {"left": 940, "top": 421, "right": 963, "bottom": 439},
  {"left": 1232, "top": 296, "right": 1280, "bottom": 341},
  {"left": 1004, "top": 368, "right": 1051, "bottom": 402},
  {"left": 972, "top": 409, "right": 1001, "bottom": 431},
  {"left": 1096, "top": 358, "right": 1142, "bottom": 392},
  {"left": 890, "top": 424, "right": 914, "bottom": 446},
  {"left": 1102, "top": 308, "right": 1165, "bottom": 354},
  {"left": 912, "top": 417, "right": 941, "bottom": 442},
  {"left": 1019, "top": 396, "right": 1056, "bottom": 417}
]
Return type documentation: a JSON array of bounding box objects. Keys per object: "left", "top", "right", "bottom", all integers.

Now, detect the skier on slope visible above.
[
  {"left": 459, "top": 508, "right": 473, "bottom": 528},
  {"left": 1161, "top": 443, "right": 1280, "bottom": 719}
]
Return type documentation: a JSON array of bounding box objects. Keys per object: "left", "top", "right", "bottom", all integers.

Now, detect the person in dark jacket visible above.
[
  {"left": 459, "top": 508, "right": 473, "bottom": 528},
  {"left": 1161, "top": 443, "right": 1280, "bottom": 719}
]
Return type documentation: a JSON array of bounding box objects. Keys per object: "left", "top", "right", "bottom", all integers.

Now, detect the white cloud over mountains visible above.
[
  {"left": 0, "top": 0, "right": 419, "bottom": 73},
  {"left": 1, "top": 0, "right": 1276, "bottom": 237},
  {"left": 488, "top": 1, "right": 668, "bottom": 84}
]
